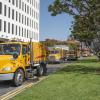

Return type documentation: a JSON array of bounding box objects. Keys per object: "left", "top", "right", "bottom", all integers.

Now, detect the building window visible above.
[
  {"left": 32, "top": 20, "right": 33, "bottom": 28},
  {"left": 30, "top": 19, "right": 31, "bottom": 27},
  {"left": 22, "top": 27, "right": 23, "bottom": 37},
  {"left": 36, "top": 12, "right": 37, "bottom": 19},
  {"left": 8, "top": 22, "right": 10, "bottom": 33},
  {"left": 16, "top": 0, "right": 18, "bottom": 7},
  {"left": 16, "top": 11, "right": 18, "bottom": 21},
  {"left": 0, "top": 2, "right": 2, "bottom": 14},
  {"left": 0, "top": 19, "right": 2, "bottom": 31},
  {"left": 30, "top": 8, "right": 31, "bottom": 16},
  {"left": 19, "top": 27, "right": 20, "bottom": 36},
  {"left": 32, "top": 9, "right": 33, "bottom": 17},
  {"left": 8, "top": 7, "right": 10, "bottom": 18},
  {"left": 27, "top": 0, "right": 29, "bottom": 3},
  {"left": 4, "top": 21, "right": 6, "bottom": 32},
  {"left": 12, "top": 0, "right": 14, "bottom": 5},
  {"left": 37, "top": 33, "right": 39, "bottom": 40},
  {"left": 34, "top": 11, "right": 35, "bottom": 18},
  {"left": 32, "top": 0, "right": 33, "bottom": 5},
  {"left": 34, "top": 22, "right": 35, "bottom": 29},
  {"left": 22, "top": 15, "right": 23, "bottom": 24},
  {"left": 34, "top": 0, "right": 35, "bottom": 8},
  {"left": 36, "top": 23, "right": 38, "bottom": 30},
  {"left": 36, "top": 34, "right": 38, "bottom": 40},
  {"left": 27, "top": 29, "right": 28, "bottom": 38},
  {"left": 12, "top": 24, "right": 14, "bottom": 34},
  {"left": 27, "top": 5, "right": 29, "bottom": 14},
  {"left": 19, "top": 13, "right": 21, "bottom": 22},
  {"left": 24, "top": 29, "right": 26, "bottom": 37},
  {"left": 30, "top": 31, "right": 31, "bottom": 38},
  {"left": 30, "top": 0, "right": 31, "bottom": 4},
  {"left": 32, "top": 31, "right": 33, "bottom": 39},
  {"left": 22, "top": 2, "right": 24, "bottom": 11},
  {"left": 12, "top": 9, "right": 14, "bottom": 20},
  {"left": 4, "top": 5, "right": 7, "bottom": 16},
  {"left": 19, "top": 0, "right": 21, "bottom": 9},
  {"left": 34, "top": 32, "right": 35, "bottom": 40},
  {"left": 25, "top": 4, "right": 26, "bottom": 13},
  {"left": 25, "top": 16, "right": 26, "bottom": 25},
  {"left": 16, "top": 25, "right": 17, "bottom": 35},
  {"left": 36, "top": 1, "right": 37, "bottom": 9},
  {"left": 27, "top": 17, "right": 29, "bottom": 26}
]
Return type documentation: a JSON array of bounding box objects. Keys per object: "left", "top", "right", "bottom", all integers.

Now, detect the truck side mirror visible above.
[{"left": 13, "top": 53, "right": 18, "bottom": 59}]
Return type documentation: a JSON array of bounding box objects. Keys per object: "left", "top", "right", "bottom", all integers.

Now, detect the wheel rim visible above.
[
  {"left": 16, "top": 69, "right": 24, "bottom": 85},
  {"left": 40, "top": 66, "right": 43, "bottom": 75}
]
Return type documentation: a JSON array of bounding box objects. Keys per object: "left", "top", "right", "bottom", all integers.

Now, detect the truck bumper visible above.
[
  {"left": 0, "top": 73, "right": 14, "bottom": 81},
  {"left": 48, "top": 60, "right": 61, "bottom": 63}
]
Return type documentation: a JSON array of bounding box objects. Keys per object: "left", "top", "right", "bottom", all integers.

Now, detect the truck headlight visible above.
[{"left": 2, "top": 67, "right": 12, "bottom": 71}]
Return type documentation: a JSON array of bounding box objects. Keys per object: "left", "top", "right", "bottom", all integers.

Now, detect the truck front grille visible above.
[{"left": 48, "top": 56, "right": 55, "bottom": 61}]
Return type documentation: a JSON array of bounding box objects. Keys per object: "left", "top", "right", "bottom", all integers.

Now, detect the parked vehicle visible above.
[
  {"left": 48, "top": 50, "right": 61, "bottom": 63},
  {"left": 0, "top": 40, "right": 48, "bottom": 86},
  {"left": 48, "top": 48, "right": 66, "bottom": 63},
  {"left": 82, "top": 52, "right": 88, "bottom": 57},
  {"left": 66, "top": 50, "right": 78, "bottom": 61},
  {"left": 82, "top": 48, "right": 91, "bottom": 57}
]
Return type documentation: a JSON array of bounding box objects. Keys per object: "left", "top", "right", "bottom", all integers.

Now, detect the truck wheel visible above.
[
  {"left": 37, "top": 64, "right": 47, "bottom": 76},
  {"left": 13, "top": 69, "right": 24, "bottom": 86},
  {"left": 37, "top": 65, "right": 43, "bottom": 76},
  {"left": 42, "top": 63, "right": 47, "bottom": 76}
]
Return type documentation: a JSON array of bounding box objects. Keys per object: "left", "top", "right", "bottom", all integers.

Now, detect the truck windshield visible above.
[
  {"left": 51, "top": 51, "right": 59, "bottom": 54},
  {"left": 0, "top": 44, "right": 20, "bottom": 55}
]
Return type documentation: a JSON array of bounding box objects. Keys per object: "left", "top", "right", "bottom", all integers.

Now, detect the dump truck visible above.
[{"left": 0, "top": 40, "right": 48, "bottom": 86}]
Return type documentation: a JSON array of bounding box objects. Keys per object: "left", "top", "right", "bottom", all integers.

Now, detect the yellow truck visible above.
[
  {"left": 48, "top": 47, "right": 66, "bottom": 63},
  {"left": 0, "top": 40, "right": 48, "bottom": 86}
]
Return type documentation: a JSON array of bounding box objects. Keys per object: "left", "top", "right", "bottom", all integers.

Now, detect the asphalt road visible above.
[{"left": 0, "top": 63, "right": 66, "bottom": 96}]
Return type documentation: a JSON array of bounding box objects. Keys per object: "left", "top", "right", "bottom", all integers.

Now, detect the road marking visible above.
[{"left": 0, "top": 77, "right": 48, "bottom": 100}]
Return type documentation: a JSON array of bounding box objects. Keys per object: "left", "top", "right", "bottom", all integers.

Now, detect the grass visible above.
[{"left": 11, "top": 56, "right": 100, "bottom": 100}]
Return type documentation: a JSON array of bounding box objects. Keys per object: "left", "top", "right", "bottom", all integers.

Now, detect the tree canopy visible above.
[{"left": 48, "top": 0, "right": 100, "bottom": 56}]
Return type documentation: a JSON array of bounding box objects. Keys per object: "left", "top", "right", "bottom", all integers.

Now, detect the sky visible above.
[{"left": 40, "top": 0, "right": 73, "bottom": 41}]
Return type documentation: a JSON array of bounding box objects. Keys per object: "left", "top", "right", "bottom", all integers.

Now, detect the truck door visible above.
[{"left": 22, "top": 45, "right": 30, "bottom": 67}]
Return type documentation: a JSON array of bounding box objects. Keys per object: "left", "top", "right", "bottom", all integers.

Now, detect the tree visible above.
[{"left": 48, "top": 0, "right": 100, "bottom": 58}]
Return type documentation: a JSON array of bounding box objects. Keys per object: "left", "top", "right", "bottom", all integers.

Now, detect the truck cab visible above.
[{"left": 48, "top": 49, "right": 62, "bottom": 63}]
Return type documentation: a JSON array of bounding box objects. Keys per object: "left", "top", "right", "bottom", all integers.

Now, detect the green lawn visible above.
[{"left": 11, "top": 56, "right": 100, "bottom": 100}]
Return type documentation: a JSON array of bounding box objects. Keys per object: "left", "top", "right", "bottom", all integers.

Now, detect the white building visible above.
[
  {"left": 0, "top": 0, "right": 40, "bottom": 42},
  {"left": 54, "top": 45, "right": 69, "bottom": 51}
]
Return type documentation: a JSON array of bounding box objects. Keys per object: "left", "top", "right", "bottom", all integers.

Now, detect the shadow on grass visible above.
[
  {"left": 77, "top": 58, "right": 99, "bottom": 63},
  {"left": 59, "top": 65, "right": 100, "bottom": 75}
]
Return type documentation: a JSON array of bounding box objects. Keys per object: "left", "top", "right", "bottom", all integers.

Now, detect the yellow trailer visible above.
[{"left": 0, "top": 41, "right": 48, "bottom": 86}]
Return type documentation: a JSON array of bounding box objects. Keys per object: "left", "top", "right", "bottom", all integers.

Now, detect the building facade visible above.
[{"left": 0, "top": 0, "right": 40, "bottom": 42}]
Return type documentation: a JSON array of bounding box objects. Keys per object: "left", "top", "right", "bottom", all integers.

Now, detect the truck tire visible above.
[
  {"left": 37, "top": 63, "right": 47, "bottom": 76},
  {"left": 13, "top": 69, "right": 24, "bottom": 86},
  {"left": 42, "top": 63, "right": 47, "bottom": 76}
]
